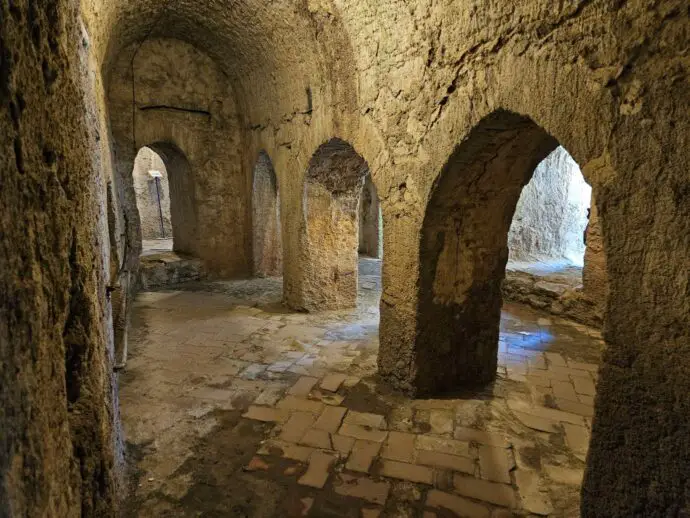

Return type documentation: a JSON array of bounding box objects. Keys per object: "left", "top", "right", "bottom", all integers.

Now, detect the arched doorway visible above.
[
  {"left": 503, "top": 146, "right": 605, "bottom": 324},
  {"left": 132, "top": 147, "right": 173, "bottom": 254},
  {"left": 132, "top": 143, "right": 198, "bottom": 258},
  {"left": 296, "top": 138, "right": 379, "bottom": 311},
  {"left": 252, "top": 151, "right": 282, "bottom": 277},
  {"left": 413, "top": 110, "right": 604, "bottom": 395}
]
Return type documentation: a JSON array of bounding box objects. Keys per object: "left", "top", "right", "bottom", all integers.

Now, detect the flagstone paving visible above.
[{"left": 119, "top": 261, "right": 602, "bottom": 517}]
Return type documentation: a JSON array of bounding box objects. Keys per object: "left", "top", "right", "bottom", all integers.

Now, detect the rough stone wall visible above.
[
  {"left": 252, "top": 151, "right": 283, "bottom": 277},
  {"left": 508, "top": 146, "right": 591, "bottom": 264},
  {"left": 359, "top": 174, "right": 382, "bottom": 258},
  {"left": 107, "top": 38, "right": 247, "bottom": 277},
  {"left": 132, "top": 147, "right": 173, "bottom": 240},
  {"left": 0, "top": 1, "right": 117, "bottom": 516}
]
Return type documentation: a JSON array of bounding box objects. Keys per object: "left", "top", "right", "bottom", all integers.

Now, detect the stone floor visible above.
[
  {"left": 139, "top": 239, "right": 204, "bottom": 288},
  {"left": 142, "top": 238, "right": 174, "bottom": 256},
  {"left": 503, "top": 260, "right": 600, "bottom": 328},
  {"left": 506, "top": 260, "right": 583, "bottom": 292},
  {"left": 119, "top": 260, "right": 603, "bottom": 517}
]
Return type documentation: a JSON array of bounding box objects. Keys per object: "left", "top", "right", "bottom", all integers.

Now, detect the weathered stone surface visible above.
[
  {"left": 453, "top": 475, "right": 517, "bottom": 508},
  {"left": 314, "top": 406, "right": 348, "bottom": 433},
  {"left": 132, "top": 148, "right": 173, "bottom": 240},
  {"left": 379, "top": 460, "right": 434, "bottom": 485},
  {"left": 1, "top": 2, "right": 116, "bottom": 515},
  {"left": 426, "top": 490, "right": 490, "bottom": 518},
  {"left": 334, "top": 473, "right": 389, "bottom": 505},
  {"left": 298, "top": 452, "right": 336, "bottom": 489},
  {"left": 381, "top": 432, "right": 416, "bottom": 463},
  {"left": 252, "top": 151, "right": 283, "bottom": 277},
  {"left": 346, "top": 440, "right": 382, "bottom": 473}
]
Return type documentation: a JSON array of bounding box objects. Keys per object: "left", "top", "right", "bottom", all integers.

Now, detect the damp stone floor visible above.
[{"left": 119, "top": 259, "right": 603, "bottom": 518}]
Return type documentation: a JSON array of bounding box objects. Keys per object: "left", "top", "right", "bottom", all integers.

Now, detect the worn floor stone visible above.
[
  {"left": 299, "top": 451, "right": 337, "bottom": 488},
  {"left": 120, "top": 273, "right": 603, "bottom": 516}
]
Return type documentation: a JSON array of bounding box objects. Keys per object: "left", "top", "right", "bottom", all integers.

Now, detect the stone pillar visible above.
[
  {"left": 359, "top": 175, "right": 381, "bottom": 258},
  {"left": 285, "top": 138, "right": 367, "bottom": 311},
  {"left": 384, "top": 111, "right": 556, "bottom": 396},
  {"left": 581, "top": 103, "right": 689, "bottom": 515},
  {"left": 582, "top": 195, "right": 607, "bottom": 307},
  {"left": 252, "top": 152, "right": 282, "bottom": 277},
  {"left": 298, "top": 182, "right": 360, "bottom": 310}
]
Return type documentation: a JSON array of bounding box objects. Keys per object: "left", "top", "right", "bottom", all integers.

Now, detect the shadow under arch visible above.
[
  {"left": 414, "top": 109, "right": 577, "bottom": 394},
  {"left": 252, "top": 150, "right": 282, "bottom": 277}
]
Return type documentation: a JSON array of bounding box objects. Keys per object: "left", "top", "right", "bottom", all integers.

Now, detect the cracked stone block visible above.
[
  {"left": 288, "top": 376, "right": 319, "bottom": 397},
  {"left": 429, "top": 410, "right": 454, "bottom": 436},
  {"left": 339, "top": 423, "right": 388, "bottom": 443},
  {"left": 332, "top": 434, "right": 356, "bottom": 455},
  {"left": 514, "top": 469, "right": 553, "bottom": 515},
  {"left": 243, "top": 406, "right": 289, "bottom": 423},
  {"left": 300, "top": 428, "right": 333, "bottom": 450},
  {"left": 320, "top": 373, "right": 348, "bottom": 392},
  {"left": 280, "top": 412, "right": 317, "bottom": 443},
  {"left": 477, "top": 445, "right": 515, "bottom": 484},
  {"left": 572, "top": 376, "right": 596, "bottom": 396},
  {"left": 381, "top": 431, "right": 416, "bottom": 463},
  {"left": 343, "top": 411, "right": 386, "bottom": 429},
  {"left": 298, "top": 451, "right": 336, "bottom": 489},
  {"left": 415, "top": 450, "right": 475, "bottom": 475},
  {"left": 346, "top": 440, "right": 381, "bottom": 473},
  {"left": 426, "top": 490, "right": 490, "bottom": 518},
  {"left": 453, "top": 474, "right": 517, "bottom": 508},
  {"left": 257, "top": 440, "right": 315, "bottom": 462},
  {"left": 314, "top": 406, "right": 348, "bottom": 433},
  {"left": 379, "top": 460, "right": 434, "bottom": 485},
  {"left": 277, "top": 395, "right": 324, "bottom": 414},
  {"left": 333, "top": 473, "right": 390, "bottom": 505},
  {"left": 416, "top": 435, "right": 473, "bottom": 458}
]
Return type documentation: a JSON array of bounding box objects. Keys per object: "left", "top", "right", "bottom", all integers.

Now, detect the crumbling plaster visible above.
[{"left": 1, "top": 0, "right": 686, "bottom": 515}]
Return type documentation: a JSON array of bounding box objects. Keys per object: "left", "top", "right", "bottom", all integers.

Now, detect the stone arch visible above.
[
  {"left": 144, "top": 142, "right": 198, "bottom": 257},
  {"left": 508, "top": 146, "right": 591, "bottom": 266},
  {"left": 252, "top": 151, "right": 282, "bottom": 277},
  {"left": 132, "top": 146, "right": 173, "bottom": 242},
  {"left": 104, "top": 36, "right": 250, "bottom": 278},
  {"left": 414, "top": 109, "right": 585, "bottom": 394},
  {"left": 503, "top": 146, "right": 607, "bottom": 325},
  {"left": 295, "top": 138, "right": 371, "bottom": 311}
]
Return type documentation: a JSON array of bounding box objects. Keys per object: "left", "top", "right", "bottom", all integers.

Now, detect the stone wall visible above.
[
  {"left": 509, "top": 146, "right": 591, "bottom": 264},
  {"left": 583, "top": 196, "right": 608, "bottom": 305},
  {"left": 132, "top": 147, "right": 173, "bottom": 240},
  {"left": 107, "top": 38, "right": 247, "bottom": 277},
  {"left": 0, "top": 1, "right": 117, "bottom": 515}
]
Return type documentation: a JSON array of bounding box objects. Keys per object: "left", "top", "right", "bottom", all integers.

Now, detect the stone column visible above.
[{"left": 582, "top": 195, "right": 607, "bottom": 309}]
